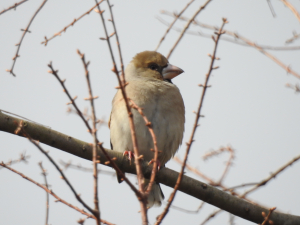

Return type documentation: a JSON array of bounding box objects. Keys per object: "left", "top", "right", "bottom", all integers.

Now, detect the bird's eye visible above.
[{"left": 149, "top": 64, "right": 158, "bottom": 71}]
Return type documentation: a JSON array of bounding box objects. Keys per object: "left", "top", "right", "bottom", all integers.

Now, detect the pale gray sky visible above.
[{"left": 1, "top": 0, "right": 300, "bottom": 224}]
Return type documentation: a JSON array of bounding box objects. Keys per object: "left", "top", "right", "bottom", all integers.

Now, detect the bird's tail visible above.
[{"left": 144, "top": 179, "right": 164, "bottom": 208}]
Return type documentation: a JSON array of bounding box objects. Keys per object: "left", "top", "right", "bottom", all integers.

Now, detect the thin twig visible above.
[
  {"left": 77, "top": 50, "right": 100, "bottom": 224},
  {"left": 166, "top": 0, "right": 212, "bottom": 59},
  {"left": 0, "top": 163, "right": 115, "bottom": 225},
  {"left": 47, "top": 63, "right": 141, "bottom": 201},
  {"left": 200, "top": 209, "right": 222, "bottom": 225},
  {"left": 0, "top": 152, "right": 30, "bottom": 169},
  {"left": 106, "top": 0, "right": 125, "bottom": 78},
  {"left": 203, "top": 146, "right": 235, "bottom": 185},
  {"left": 160, "top": 12, "right": 300, "bottom": 79},
  {"left": 41, "top": 0, "right": 104, "bottom": 46},
  {"left": 224, "top": 182, "right": 258, "bottom": 191},
  {"left": 266, "top": 0, "right": 276, "bottom": 17},
  {"left": 163, "top": 201, "right": 205, "bottom": 214},
  {"left": 241, "top": 154, "right": 300, "bottom": 197},
  {"left": 158, "top": 16, "right": 300, "bottom": 50},
  {"left": 155, "top": 0, "right": 196, "bottom": 51},
  {"left": 60, "top": 160, "right": 115, "bottom": 176},
  {"left": 155, "top": 18, "right": 227, "bottom": 225},
  {"left": 38, "top": 162, "right": 49, "bottom": 225},
  {"left": 129, "top": 99, "right": 159, "bottom": 197},
  {"left": 94, "top": 1, "right": 148, "bottom": 223},
  {"left": 286, "top": 32, "right": 300, "bottom": 44},
  {"left": 14, "top": 121, "right": 97, "bottom": 217},
  {"left": 286, "top": 83, "right": 300, "bottom": 92},
  {"left": 0, "top": 162, "right": 94, "bottom": 219},
  {"left": 2, "top": 112, "right": 300, "bottom": 224},
  {"left": 261, "top": 207, "right": 276, "bottom": 225},
  {"left": 6, "top": 0, "right": 48, "bottom": 76},
  {"left": 0, "top": 0, "right": 28, "bottom": 16},
  {"left": 280, "top": 0, "right": 300, "bottom": 23}
]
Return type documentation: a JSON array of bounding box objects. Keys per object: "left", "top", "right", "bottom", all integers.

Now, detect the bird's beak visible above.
[{"left": 162, "top": 63, "right": 184, "bottom": 80}]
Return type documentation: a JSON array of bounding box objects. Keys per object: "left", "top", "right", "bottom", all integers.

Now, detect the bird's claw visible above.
[
  {"left": 148, "top": 159, "right": 161, "bottom": 170},
  {"left": 123, "top": 151, "right": 135, "bottom": 161}
]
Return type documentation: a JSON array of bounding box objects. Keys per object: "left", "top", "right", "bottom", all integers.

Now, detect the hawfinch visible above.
[{"left": 109, "top": 51, "right": 185, "bottom": 207}]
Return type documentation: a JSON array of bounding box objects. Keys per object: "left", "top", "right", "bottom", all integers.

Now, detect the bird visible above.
[{"left": 109, "top": 51, "right": 185, "bottom": 207}]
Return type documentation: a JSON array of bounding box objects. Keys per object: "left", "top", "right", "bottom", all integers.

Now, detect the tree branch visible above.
[{"left": 1, "top": 111, "right": 300, "bottom": 225}]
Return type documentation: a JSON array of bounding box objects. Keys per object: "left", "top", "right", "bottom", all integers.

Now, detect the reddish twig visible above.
[
  {"left": 155, "top": 18, "right": 227, "bottom": 225},
  {"left": 0, "top": 0, "right": 28, "bottom": 16},
  {"left": 6, "top": 0, "right": 48, "bottom": 76},
  {"left": 241, "top": 154, "right": 300, "bottom": 197},
  {"left": 203, "top": 146, "right": 235, "bottom": 185},
  {"left": 286, "top": 83, "right": 300, "bottom": 93},
  {"left": 128, "top": 99, "right": 159, "bottom": 197},
  {"left": 38, "top": 162, "right": 49, "bottom": 225},
  {"left": 0, "top": 163, "right": 115, "bottom": 225},
  {"left": 224, "top": 182, "right": 258, "bottom": 191},
  {"left": 47, "top": 63, "right": 141, "bottom": 202},
  {"left": 160, "top": 10, "right": 300, "bottom": 50},
  {"left": 14, "top": 121, "right": 97, "bottom": 217},
  {"left": 200, "top": 209, "right": 222, "bottom": 225},
  {"left": 0, "top": 152, "right": 30, "bottom": 169},
  {"left": 280, "top": 0, "right": 300, "bottom": 23},
  {"left": 166, "top": 0, "right": 212, "bottom": 59},
  {"left": 261, "top": 207, "right": 276, "bottom": 225},
  {"left": 286, "top": 31, "right": 300, "bottom": 44},
  {"left": 106, "top": 0, "right": 125, "bottom": 78},
  {"left": 160, "top": 12, "right": 300, "bottom": 79},
  {"left": 41, "top": 0, "right": 104, "bottom": 46},
  {"left": 154, "top": 0, "right": 196, "bottom": 51},
  {"left": 77, "top": 50, "right": 100, "bottom": 224},
  {"left": 94, "top": 1, "right": 148, "bottom": 223},
  {"left": 0, "top": 162, "right": 94, "bottom": 219}
]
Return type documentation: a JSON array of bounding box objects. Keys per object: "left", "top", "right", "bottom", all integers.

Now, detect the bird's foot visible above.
[
  {"left": 148, "top": 159, "right": 161, "bottom": 170},
  {"left": 123, "top": 151, "right": 135, "bottom": 161}
]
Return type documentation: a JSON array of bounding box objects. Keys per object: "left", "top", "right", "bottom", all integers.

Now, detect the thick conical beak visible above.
[{"left": 162, "top": 63, "right": 184, "bottom": 80}]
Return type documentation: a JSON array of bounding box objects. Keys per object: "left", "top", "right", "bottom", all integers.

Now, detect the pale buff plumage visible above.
[{"left": 109, "top": 51, "right": 185, "bottom": 207}]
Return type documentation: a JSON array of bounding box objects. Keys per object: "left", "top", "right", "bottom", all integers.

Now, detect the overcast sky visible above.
[{"left": 1, "top": 0, "right": 300, "bottom": 224}]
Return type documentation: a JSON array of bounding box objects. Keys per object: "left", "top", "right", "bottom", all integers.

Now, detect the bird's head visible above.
[{"left": 126, "top": 51, "right": 184, "bottom": 81}]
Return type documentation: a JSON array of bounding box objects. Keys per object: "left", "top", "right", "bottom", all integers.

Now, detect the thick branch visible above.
[{"left": 0, "top": 111, "right": 300, "bottom": 225}]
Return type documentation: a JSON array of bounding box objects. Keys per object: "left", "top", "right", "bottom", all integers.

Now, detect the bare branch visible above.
[
  {"left": 241, "top": 154, "right": 300, "bottom": 197},
  {"left": 280, "top": 0, "right": 300, "bottom": 23},
  {"left": 286, "top": 83, "right": 300, "bottom": 93},
  {"left": 286, "top": 32, "right": 300, "bottom": 44},
  {"left": 0, "top": 0, "right": 28, "bottom": 16},
  {"left": 129, "top": 99, "right": 159, "bottom": 198},
  {"left": 6, "top": 0, "right": 48, "bottom": 76},
  {"left": 47, "top": 63, "right": 141, "bottom": 199},
  {"left": 77, "top": 50, "right": 100, "bottom": 224},
  {"left": 166, "top": 0, "right": 212, "bottom": 59},
  {"left": 2, "top": 112, "right": 300, "bottom": 225},
  {"left": 266, "top": 0, "right": 276, "bottom": 17},
  {"left": 155, "top": 18, "right": 227, "bottom": 225},
  {"left": 155, "top": 0, "right": 196, "bottom": 51},
  {"left": 0, "top": 152, "right": 30, "bottom": 169},
  {"left": 160, "top": 10, "right": 300, "bottom": 50},
  {"left": 200, "top": 209, "right": 222, "bottom": 225},
  {"left": 160, "top": 12, "right": 300, "bottom": 79},
  {"left": 41, "top": 0, "right": 104, "bottom": 46},
  {"left": 94, "top": 1, "right": 148, "bottom": 222},
  {"left": 0, "top": 163, "right": 115, "bottom": 225},
  {"left": 261, "top": 207, "right": 276, "bottom": 225},
  {"left": 38, "top": 162, "right": 49, "bottom": 225}
]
